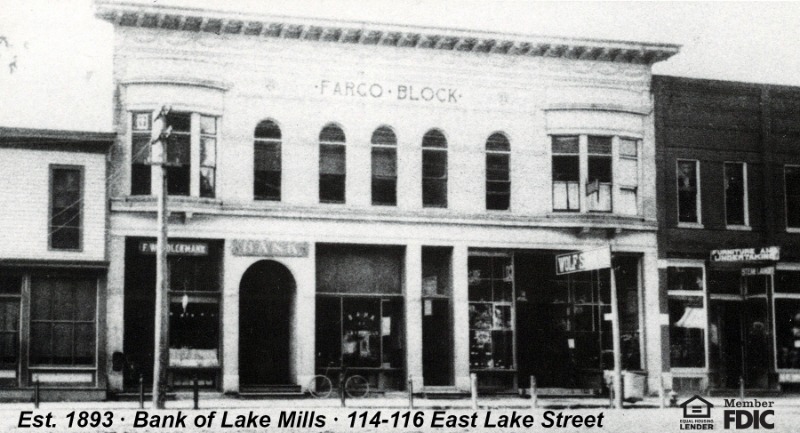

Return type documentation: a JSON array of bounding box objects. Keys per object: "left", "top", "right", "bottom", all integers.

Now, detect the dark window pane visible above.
[
  {"left": 667, "top": 267, "right": 704, "bottom": 291},
  {"left": 342, "top": 298, "right": 382, "bottom": 367},
  {"left": 422, "top": 150, "right": 447, "bottom": 178},
  {"left": 320, "top": 125, "right": 345, "bottom": 143},
  {"left": 486, "top": 153, "right": 509, "bottom": 181},
  {"left": 320, "top": 144, "right": 346, "bottom": 175},
  {"left": 169, "top": 302, "right": 219, "bottom": 350},
  {"left": 487, "top": 184, "right": 510, "bottom": 210},
  {"left": 486, "top": 133, "right": 510, "bottom": 152},
  {"left": 131, "top": 164, "right": 151, "bottom": 195},
  {"left": 776, "top": 271, "right": 800, "bottom": 294},
  {"left": 786, "top": 166, "right": 800, "bottom": 228},
  {"left": 255, "top": 141, "right": 281, "bottom": 201},
  {"left": 678, "top": 161, "right": 699, "bottom": 223},
  {"left": 320, "top": 174, "right": 345, "bottom": 203},
  {"left": 51, "top": 168, "right": 82, "bottom": 250},
  {"left": 371, "top": 127, "right": 396, "bottom": 146},
  {"left": 372, "top": 147, "right": 397, "bottom": 177},
  {"left": 422, "top": 130, "right": 447, "bottom": 149},
  {"left": 0, "top": 275, "right": 21, "bottom": 294},
  {"left": 553, "top": 155, "right": 579, "bottom": 181},
  {"left": 725, "top": 162, "right": 746, "bottom": 225},
  {"left": 166, "top": 165, "right": 191, "bottom": 196},
  {"left": 372, "top": 178, "right": 397, "bottom": 206},
  {"left": 255, "top": 120, "right": 281, "bottom": 139},
  {"left": 423, "top": 179, "right": 447, "bottom": 208},
  {"left": 315, "top": 297, "right": 342, "bottom": 367},
  {"left": 132, "top": 134, "right": 151, "bottom": 164},
  {"left": 707, "top": 270, "right": 740, "bottom": 294},
  {"left": 776, "top": 299, "right": 800, "bottom": 369},
  {"left": 551, "top": 136, "right": 579, "bottom": 154},
  {"left": 254, "top": 171, "right": 281, "bottom": 201},
  {"left": 588, "top": 156, "right": 612, "bottom": 183},
  {"left": 166, "top": 135, "right": 190, "bottom": 166},
  {"left": 30, "top": 323, "right": 51, "bottom": 364},
  {"left": 167, "top": 112, "right": 191, "bottom": 133},
  {"left": 588, "top": 136, "right": 612, "bottom": 154}
]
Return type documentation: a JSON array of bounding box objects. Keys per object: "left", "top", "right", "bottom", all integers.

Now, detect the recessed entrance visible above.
[{"left": 239, "top": 260, "right": 295, "bottom": 386}]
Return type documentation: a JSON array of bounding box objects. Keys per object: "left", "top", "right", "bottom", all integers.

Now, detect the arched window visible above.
[
  {"left": 319, "top": 124, "right": 346, "bottom": 203},
  {"left": 371, "top": 126, "right": 397, "bottom": 206},
  {"left": 254, "top": 120, "right": 282, "bottom": 201},
  {"left": 486, "top": 132, "right": 510, "bottom": 210},
  {"left": 422, "top": 129, "right": 447, "bottom": 208}
]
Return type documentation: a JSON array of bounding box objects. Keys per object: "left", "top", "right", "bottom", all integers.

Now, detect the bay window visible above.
[{"left": 128, "top": 111, "right": 219, "bottom": 198}]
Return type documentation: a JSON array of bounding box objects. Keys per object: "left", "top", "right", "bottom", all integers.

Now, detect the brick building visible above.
[{"left": 654, "top": 76, "right": 800, "bottom": 393}]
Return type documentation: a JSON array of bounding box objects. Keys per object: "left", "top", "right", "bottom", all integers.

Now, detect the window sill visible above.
[
  {"left": 677, "top": 222, "right": 705, "bottom": 229},
  {"left": 787, "top": 227, "right": 800, "bottom": 234},
  {"left": 726, "top": 225, "right": 752, "bottom": 231}
]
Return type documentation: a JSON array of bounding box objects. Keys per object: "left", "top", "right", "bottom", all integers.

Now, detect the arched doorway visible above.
[{"left": 239, "top": 260, "right": 295, "bottom": 386}]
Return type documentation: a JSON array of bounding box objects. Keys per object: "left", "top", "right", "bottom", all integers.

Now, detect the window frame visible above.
[
  {"left": 785, "top": 165, "right": 800, "bottom": 232},
  {"left": 48, "top": 164, "right": 84, "bottom": 252},
  {"left": 371, "top": 126, "right": 398, "bottom": 206},
  {"left": 318, "top": 123, "right": 347, "bottom": 204},
  {"left": 666, "top": 262, "right": 709, "bottom": 372},
  {"left": 774, "top": 266, "right": 800, "bottom": 372},
  {"left": 676, "top": 159, "right": 703, "bottom": 227},
  {"left": 127, "top": 110, "right": 220, "bottom": 198},
  {"left": 723, "top": 161, "right": 749, "bottom": 229},
  {"left": 422, "top": 129, "right": 448, "bottom": 209},
  {"left": 253, "top": 119, "right": 283, "bottom": 202},
  {"left": 485, "top": 132, "right": 511, "bottom": 211}
]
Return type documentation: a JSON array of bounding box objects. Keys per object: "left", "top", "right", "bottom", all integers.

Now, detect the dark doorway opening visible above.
[{"left": 239, "top": 260, "right": 296, "bottom": 386}]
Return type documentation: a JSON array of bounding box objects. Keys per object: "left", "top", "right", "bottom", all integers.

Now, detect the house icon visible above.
[{"left": 680, "top": 395, "right": 714, "bottom": 418}]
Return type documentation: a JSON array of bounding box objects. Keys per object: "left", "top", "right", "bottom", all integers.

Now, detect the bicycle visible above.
[{"left": 308, "top": 363, "right": 369, "bottom": 398}]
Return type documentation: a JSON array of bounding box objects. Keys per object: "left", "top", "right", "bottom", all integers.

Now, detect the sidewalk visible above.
[{"left": 2, "top": 394, "right": 799, "bottom": 411}]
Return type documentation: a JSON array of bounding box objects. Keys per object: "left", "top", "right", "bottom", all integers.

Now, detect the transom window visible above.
[
  {"left": 422, "top": 129, "right": 448, "bottom": 208},
  {"left": 371, "top": 126, "right": 397, "bottom": 206},
  {"left": 486, "top": 133, "right": 510, "bottom": 211},
  {"left": 254, "top": 120, "right": 282, "bottom": 201},
  {"left": 319, "top": 124, "right": 346, "bottom": 203}
]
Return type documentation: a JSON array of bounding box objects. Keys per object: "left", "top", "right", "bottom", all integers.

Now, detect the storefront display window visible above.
[
  {"left": 776, "top": 272, "right": 800, "bottom": 370},
  {"left": 468, "top": 255, "right": 514, "bottom": 370},
  {"left": 315, "top": 244, "right": 405, "bottom": 390},
  {"left": 0, "top": 275, "right": 21, "bottom": 371},
  {"left": 668, "top": 295, "right": 705, "bottom": 368},
  {"left": 30, "top": 276, "right": 96, "bottom": 366}
]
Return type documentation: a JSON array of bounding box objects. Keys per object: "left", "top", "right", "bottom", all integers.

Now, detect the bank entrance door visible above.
[
  {"left": 709, "top": 274, "right": 772, "bottom": 389},
  {"left": 239, "top": 260, "right": 295, "bottom": 386}
]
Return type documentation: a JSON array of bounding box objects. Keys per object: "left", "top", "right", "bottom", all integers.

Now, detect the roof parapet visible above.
[{"left": 95, "top": 0, "right": 680, "bottom": 65}]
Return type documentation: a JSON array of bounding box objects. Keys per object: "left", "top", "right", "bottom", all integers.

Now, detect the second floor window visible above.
[
  {"left": 551, "top": 136, "right": 580, "bottom": 211},
  {"left": 319, "top": 124, "right": 346, "bottom": 203},
  {"left": 587, "top": 136, "right": 612, "bottom": 212},
  {"left": 787, "top": 165, "right": 800, "bottom": 229},
  {"left": 724, "top": 162, "right": 748, "bottom": 226},
  {"left": 129, "top": 111, "right": 218, "bottom": 198},
  {"left": 486, "top": 133, "right": 510, "bottom": 210},
  {"left": 50, "top": 166, "right": 82, "bottom": 251},
  {"left": 422, "top": 129, "right": 448, "bottom": 208},
  {"left": 677, "top": 160, "right": 700, "bottom": 224},
  {"left": 254, "top": 120, "right": 282, "bottom": 201},
  {"left": 371, "top": 126, "right": 397, "bottom": 206}
]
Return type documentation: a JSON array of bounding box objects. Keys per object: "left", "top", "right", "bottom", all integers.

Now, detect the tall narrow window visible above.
[
  {"left": 618, "top": 138, "right": 640, "bottom": 215},
  {"left": 786, "top": 165, "right": 800, "bottom": 229},
  {"left": 50, "top": 166, "right": 82, "bottom": 250},
  {"left": 551, "top": 136, "right": 580, "bottom": 211},
  {"left": 199, "top": 116, "right": 217, "bottom": 198},
  {"left": 0, "top": 275, "right": 22, "bottom": 377},
  {"left": 486, "top": 133, "right": 510, "bottom": 210},
  {"left": 422, "top": 129, "right": 448, "bottom": 208},
  {"left": 131, "top": 112, "right": 152, "bottom": 195},
  {"left": 254, "top": 120, "right": 282, "bottom": 201},
  {"left": 165, "top": 112, "right": 191, "bottom": 196},
  {"left": 587, "top": 136, "right": 612, "bottom": 212},
  {"left": 371, "top": 126, "right": 397, "bottom": 206},
  {"left": 677, "top": 160, "right": 700, "bottom": 224},
  {"left": 319, "top": 124, "right": 346, "bottom": 203},
  {"left": 667, "top": 266, "right": 706, "bottom": 368},
  {"left": 724, "top": 162, "right": 747, "bottom": 226},
  {"left": 30, "top": 276, "right": 96, "bottom": 365}
]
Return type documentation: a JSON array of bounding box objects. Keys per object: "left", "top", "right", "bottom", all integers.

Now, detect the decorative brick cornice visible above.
[{"left": 95, "top": 1, "right": 680, "bottom": 65}]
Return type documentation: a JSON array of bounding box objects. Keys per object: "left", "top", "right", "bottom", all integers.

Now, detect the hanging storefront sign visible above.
[
  {"left": 710, "top": 246, "right": 780, "bottom": 263},
  {"left": 555, "top": 247, "right": 611, "bottom": 275},
  {"left": 231, "top": 239, "right": 309, "bottom": 257},
  {"left": 138, "top": 241, "right": 208, "bottom": 256}
]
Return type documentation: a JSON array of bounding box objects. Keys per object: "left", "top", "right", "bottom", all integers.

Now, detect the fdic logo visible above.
[
  {"left": 678, "top": 396, "right": 775, "bottom": 430},
  {"left": 723, "top": 399, "right": 775, "bottom": 430}
]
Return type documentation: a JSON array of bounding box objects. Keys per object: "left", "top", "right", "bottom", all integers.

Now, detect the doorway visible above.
[{"left": 238, "top": 260, "right": 296, "bottom": 386}]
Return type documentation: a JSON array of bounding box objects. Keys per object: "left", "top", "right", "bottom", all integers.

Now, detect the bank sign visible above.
[
  {"left": 710, "top": 247, "right": 780, "bottom": 263},
  {"left": 555, "top": 247, "right": 611, "bottom": 275}
]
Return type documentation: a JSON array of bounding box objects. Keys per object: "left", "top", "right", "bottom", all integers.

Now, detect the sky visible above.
[{"left": 1, "top": 0, "right": 800, "bottom": 132}]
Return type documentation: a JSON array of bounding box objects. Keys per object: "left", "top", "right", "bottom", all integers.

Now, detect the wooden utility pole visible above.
[
  {"left": 150, "top": 106, "right": 172, "bottom": 409},
  {"left": 609, "top": 246, "right": 623, "bottom": 409}
]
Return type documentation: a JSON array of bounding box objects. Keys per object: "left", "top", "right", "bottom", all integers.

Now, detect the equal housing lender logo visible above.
[{"left": 678, "top": 395, "right": 776, "bottom": 430}]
